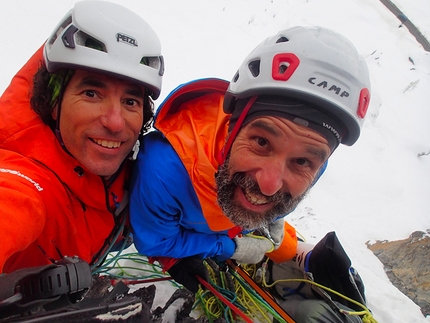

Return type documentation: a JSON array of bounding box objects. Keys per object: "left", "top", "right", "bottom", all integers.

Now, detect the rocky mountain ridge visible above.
[{"left": 367, "top": 230, "right": 430, "bottom": 317}]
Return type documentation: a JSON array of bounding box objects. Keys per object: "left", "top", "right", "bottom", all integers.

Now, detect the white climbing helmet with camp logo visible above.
[{"left": 223, "top": 26, "right": 371, "bottom": 146}]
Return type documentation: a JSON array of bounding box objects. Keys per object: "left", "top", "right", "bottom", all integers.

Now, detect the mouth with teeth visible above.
[
  {"left": 244, "top": 187, "right": 270, "bottom": 206},
  {"left": 216, "top": 161, "right": 305, "bottom": 230},
  {"left": 92, "top": 138, "right": 122, "bottom": 149}
]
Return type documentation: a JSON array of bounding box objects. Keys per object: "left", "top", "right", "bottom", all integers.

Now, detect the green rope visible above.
[{"left": 97, "top": 252, "right": 378, "bottom": 323}]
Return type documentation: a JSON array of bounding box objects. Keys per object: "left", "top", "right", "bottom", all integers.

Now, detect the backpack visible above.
[{"left": 269, "top": 231, "right": 367, "bottom": 322}]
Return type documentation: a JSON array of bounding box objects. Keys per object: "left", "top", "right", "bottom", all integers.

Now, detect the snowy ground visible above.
[{"left": 1, "top": 0, "right": 429, "bottom": 322}]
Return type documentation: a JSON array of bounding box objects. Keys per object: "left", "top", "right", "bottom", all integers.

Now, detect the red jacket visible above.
[{"left": 0, "top": 46, "right": 129, "bottom": 273}]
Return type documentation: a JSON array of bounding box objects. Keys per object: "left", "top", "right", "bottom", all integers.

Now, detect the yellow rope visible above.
[
  {"left": 243, "top": 233, "right": 275, "bottom": 253},
  {"left": 259, "top": 260, "right": 379, "bottom": 323},
  {"left": 100, "top": 251, "right": 378, "bottom": 323},
  {"left": 195, "top": 261, "right": 277, "bottom": 323}
]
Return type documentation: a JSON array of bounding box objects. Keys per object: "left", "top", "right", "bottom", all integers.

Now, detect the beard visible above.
[{"left": 215, "top": 157, "right": 309, "bottom": 231}]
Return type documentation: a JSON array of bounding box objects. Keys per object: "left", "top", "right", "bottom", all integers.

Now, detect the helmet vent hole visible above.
[
  {"left": 76, "top": 31, "right": 106, "bottom": 52},
  {"left": 141, "top": 56, "right": 165, "bottom": 76},
  {"left": 276, "top": 36, "right": 289, "bottom": 43},
  {"left": 48, "top": 16, "right": 72, "bottom": 49},
  {"left": 232, "top": 71, "right": 240, "bottom": 83},
  {"left": 141, "top": 56, "right": 159, "bottom": 69},
  {"left": 248, "top": 60, "right": 261, "bottom": 77},
  {"left": 278, "top": 62, "right": 290, "bottom": 74}
]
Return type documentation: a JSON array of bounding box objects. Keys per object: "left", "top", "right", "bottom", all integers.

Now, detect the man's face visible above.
[
  {"left": 216, "top": 116, "right": 331, "bottom": 230},
  {"left": 53, "top": 70, "right": 145, "bottom": 178}
]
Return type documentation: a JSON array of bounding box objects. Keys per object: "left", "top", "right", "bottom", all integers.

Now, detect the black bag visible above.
[
  {"left": 269, "top": 232, "right": 367, "bottom": 322},
  {"left": 307, "top": 231, "right": 366, "bottom": 311}
]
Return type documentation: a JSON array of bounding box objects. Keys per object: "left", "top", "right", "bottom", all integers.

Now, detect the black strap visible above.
[
  {"left": 90, "top": 190, "right": 130, "bottom": 269},
  {"left": 0, "top": 257, "right": 92, "bottom": 319},
  {"left": 18, "top": 257, "right": 91, "bottom": 304}
]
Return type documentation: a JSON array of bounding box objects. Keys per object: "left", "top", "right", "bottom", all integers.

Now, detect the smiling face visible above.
[
  {"left": 216, "top": 116, "right": 331, "bottom": 230},
  {"left": 52, "top": 70, "right": 145, "bottom": 178}
]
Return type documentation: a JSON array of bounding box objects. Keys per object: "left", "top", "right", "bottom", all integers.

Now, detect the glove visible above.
[
  {"left": 266, "top": 218, "right": 285, "bottom": 250},
  {"left": 231, "top": 235, "right": 274, "bottom": 264},
  {"left": 167, "top": 256, "right": 209, "bottom": 293}
]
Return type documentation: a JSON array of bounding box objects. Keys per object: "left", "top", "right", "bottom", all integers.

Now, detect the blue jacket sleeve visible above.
[{"left": 129, "top": 131, "right": 235, "bottom": 260}]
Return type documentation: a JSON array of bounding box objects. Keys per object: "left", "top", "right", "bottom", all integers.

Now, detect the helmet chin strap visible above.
[
  {"left": 54, "top": 94, "right": 66, "bottom": 149},
  {"left": 54, "top": 98, "right": 75, "bottom": 161},
  {"left": 49, "top": 69, "right": 74, "bottom": 150},
  {"left": 55, "top": 128, "right": 65, "bottom": 148},
  {"left": 217, "top": 96, "right": 258, "bottom": 165}
]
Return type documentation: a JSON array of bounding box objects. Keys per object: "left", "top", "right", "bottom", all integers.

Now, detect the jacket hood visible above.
[
  {"left": 0, "top": 46, "right": 114, "bottom": 211},
  {"left": 155, "top": 78, "right": 229, "bottom": 129}
]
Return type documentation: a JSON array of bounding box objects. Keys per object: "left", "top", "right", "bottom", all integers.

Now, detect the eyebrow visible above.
[
  {"left": 249, "top": 119, "right": 329, "bottom": 161},
  {"left": 77, "top": 76, "right": 145, "bottom": 98},
  {"left": 306, "top": 146, "right": 329, "bottom": 162}
]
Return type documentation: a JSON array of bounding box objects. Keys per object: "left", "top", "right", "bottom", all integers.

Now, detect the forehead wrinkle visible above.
[{"left": 248, "top": 119, "right": 281, "bottom": 137}]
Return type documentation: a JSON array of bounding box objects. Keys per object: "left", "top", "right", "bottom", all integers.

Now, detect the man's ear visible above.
[
  {"left": 311, "top": 160, "right": 328, "bottom": 187},
  {"left": 51, "top": 104, "right": 58, "bottom": 120}
]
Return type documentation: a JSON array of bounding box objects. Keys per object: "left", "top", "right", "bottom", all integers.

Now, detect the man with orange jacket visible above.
[
  {"left": 0, "top": 1, "right": 164, "bottom": 274},
  {"left": 130, "top": 26, "right": 371, "bottom": 295}
]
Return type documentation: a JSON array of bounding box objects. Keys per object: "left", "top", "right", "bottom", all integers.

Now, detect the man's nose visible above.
[
  {"left": 254, "top": 162, "right": 286, "bottom": 197},
  {"left": 100, "top": 101, "right": 125, "bottom": 132}
]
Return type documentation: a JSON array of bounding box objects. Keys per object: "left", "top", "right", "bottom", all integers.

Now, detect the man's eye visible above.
[
  {"left": 84, "top": 90, "right": 96, "bottom": 98},
  {"left": 125, "top": 99, "right": 140, "bottom": 107},
  {"left": 256, "top": 137, "right": 268, "bottom": 147},
  {"left": 295, "top": 158, "right": 310, "bottom": 166}
]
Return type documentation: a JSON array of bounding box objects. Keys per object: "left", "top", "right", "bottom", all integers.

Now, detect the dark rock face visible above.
[{"left": 367, "top": 230, "right": 430, "bottom": 317}]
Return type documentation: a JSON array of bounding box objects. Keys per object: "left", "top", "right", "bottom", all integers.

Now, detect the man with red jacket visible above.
[{"left": 0, "top": 1, "right": 164, "bottom": 273}]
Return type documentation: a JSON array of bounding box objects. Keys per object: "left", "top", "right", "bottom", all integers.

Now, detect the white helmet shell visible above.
[
  {"left": 44, "top": 0, "right": 164, "bottom": 99},
  {"left": 224, "top": 26, "right": 371, "bottom": 146}
]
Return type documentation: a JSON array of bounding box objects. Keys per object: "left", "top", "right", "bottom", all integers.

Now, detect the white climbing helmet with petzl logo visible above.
[
  {"left": 223, "top": 26, "right": 371, "bottom": 146},
  {"left": 43, "top": 0, "right": 164, "bottom": 99}
]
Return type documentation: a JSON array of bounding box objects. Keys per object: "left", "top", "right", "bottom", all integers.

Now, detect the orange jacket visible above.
[
  {"left": 132, "top": 78, "right": 297, "bottom": 265},
  {"left": 0, "top": 46, "right": 129, "bottom": 273}
]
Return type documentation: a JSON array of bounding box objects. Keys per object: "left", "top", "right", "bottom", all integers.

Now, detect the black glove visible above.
[{"left": 167, "top": 256, "right": 209, "bottom": 293}]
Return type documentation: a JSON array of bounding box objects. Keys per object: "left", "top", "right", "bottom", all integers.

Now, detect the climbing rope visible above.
[
  {"left": 193, "top": 258, "right": 290, "bottom": 323},
  {"left": 93, "top": 251, "right": 181, "bottom": 289},
  {"left": 98, "top": 252, "right": 378, "bottom": 323}
]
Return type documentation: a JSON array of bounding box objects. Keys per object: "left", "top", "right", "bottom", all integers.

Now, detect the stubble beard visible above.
[{"left": 215, "top": 157, "right": 309, "bottom": 231}]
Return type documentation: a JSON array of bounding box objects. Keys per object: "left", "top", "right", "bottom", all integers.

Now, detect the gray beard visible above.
[{"left": 215, "top": 157, "right": 309, "bottom": 231}]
